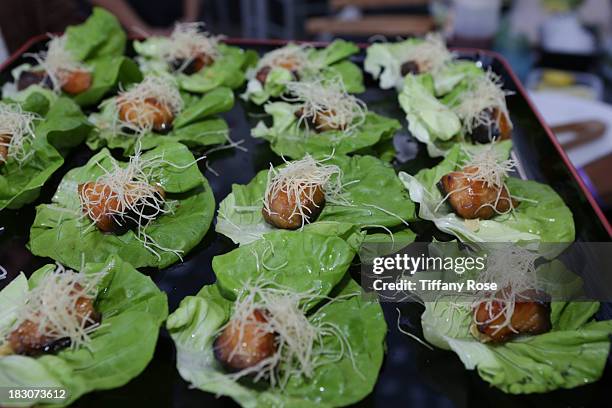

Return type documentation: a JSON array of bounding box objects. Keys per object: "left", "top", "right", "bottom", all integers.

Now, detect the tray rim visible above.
[{"left": 2, "top": 34, "right": 610, "bottom": 237}]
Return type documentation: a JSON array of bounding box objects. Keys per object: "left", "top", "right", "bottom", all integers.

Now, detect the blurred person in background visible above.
[
  {"left": 0, "top": 0, "right": 82, "bottom": 54},
  {"left": 91, "top": 0, "right": 202, "bottom": 36},
  {"left": 0, "top": 0, "right": 202, "bottom": 58}
]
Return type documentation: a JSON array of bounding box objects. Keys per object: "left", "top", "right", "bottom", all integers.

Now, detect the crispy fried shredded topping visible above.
[
  {"left": 219, "top": 278, "right": 360, "bottom": 389},
  {"left": 284, "top": 77, "right": 367, "bottom": 134},
  {"left": 0, "top": 102, "right": 40, "bottom": 165},
  {"left": 27, "top": 35, "right": 90, "bottom": 92}
]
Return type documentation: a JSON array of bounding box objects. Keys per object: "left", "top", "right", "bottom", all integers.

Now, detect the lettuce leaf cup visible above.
[
  {"left": 2, "top": 8, "right": 142, "bottom": 107},
  {"left": 399, "top": 141, "right": 575, "bottom": 244},
  {"left": 252, "top": 95, "right": 401, "bottom": 160},
  {"left": 364, "top": 34, "right": 454, "bottom": 91},
  {"left": 213, "top": 230, "right": 357, "bottom": 297},
  {"left": 134, "top": 23, "right": 258, "bottom": 94},
  {"left": 167, "top": 230, "right": 386, "bottom": 407},
  {"left": 0, "top": 255, "right": 168, "bottom": 407},
  {"left": 399, "top": 66, "right": 512, "bottom": 157},
  {"left": 14, "top": 89, "right": 92, "bottom": 152},
  {"left": 216, "top": 154, "right": 416, "bottom": 246},
  {"left": 242, "top": 40, "right": 364, "bottom": 105},
  {"left": 28, "top": 142, "right": 215, "bottom": 269},
  {"left": 0, "top": 94, "right": 91, "bottom": 210},
  {"left": 399, "top": 74, "right": 462, "bottom": 157},
  {"left": 423, "top": 298, "right": 612, "bottom": 393},
  {"left": 414, "top": 249, "right": 612, "bottom": 394},
  {"left": 87, "top": 77, "right": 234, "bottom": 155}
]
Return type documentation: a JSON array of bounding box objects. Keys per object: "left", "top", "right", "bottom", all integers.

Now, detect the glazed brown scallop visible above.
[
  {"left": 294, "top": 108, "right": 346, "bottom": 133},
  {"left": 469, "top": 107, "right": 512, "bottom": 144},
  {"left": 255, "top": 66, "right": 272, "bottom": 84},
  {"left": 255, "top": 59, "right": 301, "bottom": 85},
  {"left": 118, "top": 97, "right": 175, "bottom": 133},
  {"left": 0, "top": 134, "right": 10, "bottom": 164},
  {"left": 313, "top": 110, "right": 346, "bottom": 132},
  {"left": 262, "top": 184, "right": 325, "bottom": 229},
  {"left": 59, "top": 69, "right": 93, "bottom": 95},
  {"left": 214, "top": 309, "right": 277, "bottom": 372},
  {"left": 7, "top": 289, "right": 100, "bottom": 356},
  {"left": 400, "top": 60, "right": 422, "bottom": 76},
  {"left": 473, "top": 291, "right": 551, "bottom": 343},
  {"left": 437, "top": 166, "right": 519, "bottom": 220},
  {"left": 16, "top": 69, "right": 91, "bottom": 95},
  {"left": 78, "top": 182, "right": 166, "bottom": 234},
  {"left": 171, "top": 53, "right": 215, "bottom": 75},
  {"left": 16, "top": 70, "right": 53, "bottom": 91},
  {"left": 497, "top": 109, "right": 512, "bottom": 140}
]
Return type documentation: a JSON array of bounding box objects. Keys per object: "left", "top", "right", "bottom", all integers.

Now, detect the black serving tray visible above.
[{"left": 1, "top": 37, "right": 611, "bottom": 408}]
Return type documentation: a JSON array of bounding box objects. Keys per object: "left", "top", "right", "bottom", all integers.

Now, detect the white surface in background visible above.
[
  {"left": 530, "top": 90, "right": 612, "bottom": 168},
  {"left": 541, "top": 14, "right": 596, "bottom": 54},
  {"left": 452, "top": 0, "right": 502, "bottom": 39}
]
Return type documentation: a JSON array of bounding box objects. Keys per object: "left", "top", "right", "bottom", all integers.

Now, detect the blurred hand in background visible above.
[
  {"left": 0, "top": 0, "right": 82, "bottom": 53},
  {"left": 91, "top": 0, "right": 202, "bottom": 36}
]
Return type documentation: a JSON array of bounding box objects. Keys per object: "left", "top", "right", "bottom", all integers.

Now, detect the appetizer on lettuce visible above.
[
  {"left": 365, "top": 34, "right": 453, "bottom": 90},
  {"left": 364, "top": 34, "right": 483, "bottom": 96},
  {"left": 442, "top": 70, "right": 513, "bottom": 144},
  {"left": 0, "top": 94, "right": 91, "bottom": 210},
  {"left": 252, "top": 77, "right": 400, "bottom": 159},
  {"left": 0, "top": 255, "right": 168, "bottom": 407},
  {"left": 400, "top": 69, "right": 512, "bottom": 157},
  {"left": 2, "top": 8, "right": 141, "bottom": 107},
  {"left": 399, "top": 74, "right": 462, "bottom": 157},
  {"left": 417, "top": 245, "right": 612, "bottom": 394},
  {"left": 399, "top": 141, "right": 575, "bottom": 244},
  {"left": 28, "top": 142, "right": 215, "bottom": 269},
  {"left": 168, "top": 230, "right": 386, "bottom": 407},
  {"left": 87, "top": 76, "right": 233, "bottom": 154},
  {"left": 134, "top": 23, "right": 258, "bottom": 93},
  {"left": 242, "top": 40, "right": 364, "bottom": 105},
  {"left": 216, "top": 154, "right": 416, "bottom": 246}
]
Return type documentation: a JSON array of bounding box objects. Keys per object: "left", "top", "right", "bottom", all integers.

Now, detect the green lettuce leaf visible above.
[
  {"left": 398, "top": 74, "right": 462, "bottom": 157},
  {"left": 31, "top": 96, "right": 92, "bottom": 152},
  {"left": 65, "top": 7, "right": 127, "bottom": 60},
  {"left": 0, "top": 95, "right": 92, "bottom": 210},
  {"left": 243, "top": 67, "right": 293, "bottom": 106},
  {"left": 72, "top": 56, "right": 142, "bottom": 107},
  {"left": 310, "top": 39, "right": 363, "bottom": 94},
  {"left": 364, "top": 38, "right": 424, "bottom": 90},
  {"left": 364, "top": 38, "right": 478, "bottom": 95},
  {"left": 167, "top": 276, "right": 386, "bottom": 407},
  {"left": 312, "top": 39, "right": 359, "bottom": 66},
  {"left": 242, "top": 40, "right": 363, "bottom": 105},
  {"left": 7, "top": 86, "right": 56, "bottom": 112},
  {"left": 87, "top": 86, "right": 233, "bottom": 154},
  {"left": 177, "top": 45, "right": 258, "bottom": 93},
  {"left": 212, "top": 230, "right": 356, "bottom": 300},
  {"left": 252, "top": 102, "right": 401, "bottom": 159},
  {"left": 3, "top": 9, "right": 136, "bottom": 107},
  {"left": 133, "top": 40, "right": 257, "bottom": 93},
  {"left": 5, "top": 56, "right": 142, "bottom": 108},
  {"left": 432, "top": 60, "right": 483, "bottom": 97},
  {"left": 28, "top": 142, "right": 215, "bottom": 269},
  {"left": 323, "top": 59, "right": 365, "bottom": 94},
  {"left": 421, "top": 261, "right": 612, "bottom": 394},
  {"left": 399, "top": 141, "right": 575, "bottom": 244},
  {"left": 0, "top": 255, "right": 168, "bottom": 407},
  {"left": 216, "top": 154, "right": 416, "bottom": 245}
]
